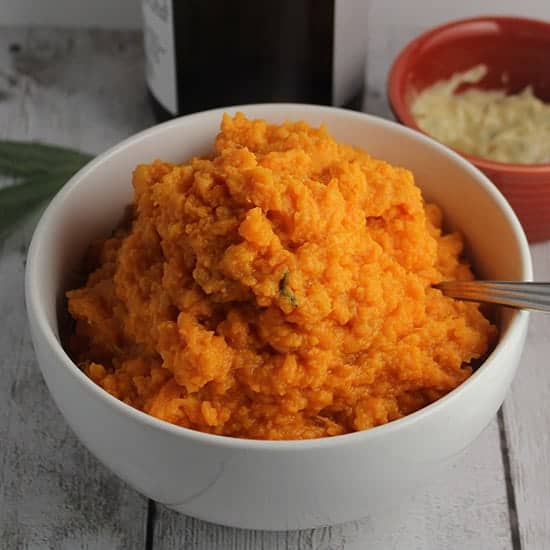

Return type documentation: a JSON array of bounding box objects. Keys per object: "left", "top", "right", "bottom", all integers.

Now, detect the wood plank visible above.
[
  {"left": 0, "top": 26, "right": 154, "bottom": 153},
  {"left": 502, "top": 241, "right": 550, "bottom": 549},
  {"left": 152, "top": 418, "right": 512, "bottom": 550},
  {"left": 0, "top": 27, "right": 152, "bottom": 549},
  {"left": 0, "top": 227, "right": 148, "bottom": 549}
]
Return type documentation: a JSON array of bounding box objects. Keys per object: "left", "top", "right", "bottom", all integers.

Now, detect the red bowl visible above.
[{"left": 388, "top": 16, "right": 550, "bottom": 243}]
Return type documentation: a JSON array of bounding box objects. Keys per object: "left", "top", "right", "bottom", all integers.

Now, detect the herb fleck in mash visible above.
[
  {"left": 412, "top": 64, "right": 550, "bottom": 164},
  {"left": 67, "top": 113, "right": 496, "bottom": 440}
]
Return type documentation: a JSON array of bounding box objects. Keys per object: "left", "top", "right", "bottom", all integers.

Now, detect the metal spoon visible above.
[{"left": 434, "top": 281, "right": 550, "bottom": 312}]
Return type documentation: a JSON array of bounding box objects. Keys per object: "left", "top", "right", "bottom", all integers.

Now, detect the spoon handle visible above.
[{"left": 435, "top": 281, "right": 550, "bottom": 312}]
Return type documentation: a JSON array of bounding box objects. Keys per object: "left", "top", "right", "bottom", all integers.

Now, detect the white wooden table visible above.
[{"left": 0, "top": 27, "right": 549, "bottom": 550}]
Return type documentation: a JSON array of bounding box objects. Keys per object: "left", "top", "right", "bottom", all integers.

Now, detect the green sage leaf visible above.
[{"left": 0, "top": 141, "right": 93, "bottom": 239}]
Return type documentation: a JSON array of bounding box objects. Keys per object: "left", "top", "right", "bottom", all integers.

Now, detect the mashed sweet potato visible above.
[{"left": 66, "top": 113, "right": 496, "bottom": 440}]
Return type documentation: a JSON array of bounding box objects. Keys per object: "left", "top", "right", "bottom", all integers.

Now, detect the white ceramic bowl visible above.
[{"left": 25, "top": 104, "right": 531, "bottom": 531}]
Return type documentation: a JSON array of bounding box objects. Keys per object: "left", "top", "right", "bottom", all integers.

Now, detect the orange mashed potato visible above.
[{"left": 67, "top": 113, "right": 496, "bottom": 440}]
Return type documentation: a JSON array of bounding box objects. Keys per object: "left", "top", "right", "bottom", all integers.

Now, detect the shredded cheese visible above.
[{"left": 411, "top": 64, "right": 550, "bottom": 164}]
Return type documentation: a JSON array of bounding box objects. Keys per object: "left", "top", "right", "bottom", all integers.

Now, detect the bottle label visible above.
[
  {"left": 333, "top": 0, "right": 369, "bottom": 106},
  {"left": 142, "top": 0, "right": 177, "bottom": 114}
]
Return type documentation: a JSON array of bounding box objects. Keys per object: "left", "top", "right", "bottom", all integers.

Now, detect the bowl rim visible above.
[
  {"left": 387, "top": 14, "right": 550, "bottom": 175},
  {"left": 25, "top": 102, "right": 532, "bottom": 450}
]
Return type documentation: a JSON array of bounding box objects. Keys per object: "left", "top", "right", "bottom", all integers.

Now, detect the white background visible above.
[{"left": 0, "top": 0, "right": 548, "bottom": 29}]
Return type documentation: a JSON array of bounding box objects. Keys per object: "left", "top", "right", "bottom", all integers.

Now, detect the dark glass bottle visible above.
[{"left": 142, "top": 0, "right": 367, "bottom": 120}]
